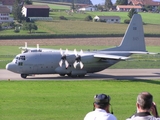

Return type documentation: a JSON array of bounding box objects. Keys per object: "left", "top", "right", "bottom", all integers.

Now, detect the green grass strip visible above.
[{"left": 0, "top": 80, "right": 160, "bottom": 120}]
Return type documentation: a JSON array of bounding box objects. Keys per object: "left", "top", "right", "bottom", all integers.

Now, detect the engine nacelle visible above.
[
  {"left": 55, "top": 67, "right": 87, "bottom": 76},
  {"left": 71, "top": 70, "right": 87, "bottom": 76},
  {"left": 55, "top": 66, "right": 71, "bottom": 74}
]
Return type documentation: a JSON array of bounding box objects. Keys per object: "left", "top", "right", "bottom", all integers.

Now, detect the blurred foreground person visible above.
[
  {"left": 126, "top": 92, "right": 160, "bottom": 120},
  {"left": 84, "top": 93, "right": 117, "bottom": 120}
]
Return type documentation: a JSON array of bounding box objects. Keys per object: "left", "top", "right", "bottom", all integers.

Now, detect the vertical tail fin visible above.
[{"left": 106, "top": 14, "right": 146, "bottom": 51}]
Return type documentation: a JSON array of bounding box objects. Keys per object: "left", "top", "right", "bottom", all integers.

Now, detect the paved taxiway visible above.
[{"left": 0, "top": 69, "right": 160, "bottom": 80}]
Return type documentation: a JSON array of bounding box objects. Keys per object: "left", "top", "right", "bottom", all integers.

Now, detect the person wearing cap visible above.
[
  {"left": 84, "top": 93, "right": 117, "bottom": 120},
  {"left": 126, "top": 92, "right": 160, "bottom": 120}
]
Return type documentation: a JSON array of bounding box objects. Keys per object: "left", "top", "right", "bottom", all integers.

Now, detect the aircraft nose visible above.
[{"left": 6, "top": 63, "right": 16, "bottom": 72}]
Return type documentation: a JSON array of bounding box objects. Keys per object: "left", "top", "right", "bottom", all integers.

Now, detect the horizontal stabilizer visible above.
[
  {"left": 94, "top": 54, "right": 130, "bottom": 60},
  {"left": 129, "top": 51, "right": 157, "bottom": 54}
]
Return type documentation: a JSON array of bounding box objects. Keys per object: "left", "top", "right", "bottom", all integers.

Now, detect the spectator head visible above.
[
  {"left": 94, "top": 94, "right": 110, "bottom": 109},
  {"left": 137, "top": 92, "right": 153, "bottom": 110}
]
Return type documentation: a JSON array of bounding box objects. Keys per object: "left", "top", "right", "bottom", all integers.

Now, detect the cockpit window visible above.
[
  {"left": 14, "top": 56, "right": 26, "bottom": 64},
  {"left": 20, "top": 56, "right": 25, "bottom": 60},
  {"left": 18, "top": 62, "right": 23, "bottom": 66}
]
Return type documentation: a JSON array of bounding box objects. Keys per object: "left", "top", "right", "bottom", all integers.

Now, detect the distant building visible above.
[
  {"left": 79, "top": 5, "right": 96, "bottom": 11},
  {"left": 93, "top": 16, "right": 121, "bottom": 23},
  {"left": 128, "top": 0, "right": 160, "bottom": 11},
  {"left": 0, "top": 0, "right": 23, "bottom": 13},
  {"left": 0, "top": 6, "right": 13, "bottom": 23},
  {"left": 22, "top": 5, "right": 50, "bottom": 18},
  {"left": 128, "top": 0, "right": 160, "bottom": 6},
  {"left": 116, "top": 5, "right": 142, "bottom": 12}
]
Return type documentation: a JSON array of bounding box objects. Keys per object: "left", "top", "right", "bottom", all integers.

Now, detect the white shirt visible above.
[
  {"left": 126, "top": 112, "right": 160, "bottom": 120},
  {"left": 126, "top": 115, "right": 160, "bottom": 120},
  {"left": 84, "top": 108, "right": 117, "bottom": 120}
]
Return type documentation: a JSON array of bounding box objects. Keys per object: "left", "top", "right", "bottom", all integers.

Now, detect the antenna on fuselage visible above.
[{"left": 19, "top": 42, "right": 28, "bottom": 53}]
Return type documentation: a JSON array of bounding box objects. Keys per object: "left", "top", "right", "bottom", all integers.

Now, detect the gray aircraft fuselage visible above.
[{"left": 6, "top": 50, "right": 120, "bottom": 76}]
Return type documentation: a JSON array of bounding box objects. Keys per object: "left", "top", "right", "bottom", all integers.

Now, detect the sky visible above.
[
  {"left": 91, "top": 0, "right": 116, "bottom": 5},
  {"left": 91, "top": 0, "right": 160, "bottom": 5}
]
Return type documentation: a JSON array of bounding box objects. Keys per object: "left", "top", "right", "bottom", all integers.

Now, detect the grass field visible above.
[
  {"left": 1, "top": 20, "right": 160, "bottom": 36},
  {"left": 36, "top": 20, "right": 160, "bottom": 35},
  {"left": 0, "top": 80, "right": 160, "bottom": 120},
  {"left": 38, "top": 11, "right": 160, "bottom": 36},
  {"left": 33, "top": 2, "right": 160, "bottom": 24},
  {"left": 33, "top": 2, "right": 70, "bottom": 10}
]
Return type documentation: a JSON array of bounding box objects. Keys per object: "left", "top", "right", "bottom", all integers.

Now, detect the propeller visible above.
[
  {"left": 37, "top": 44, "right": 39, "bottom": 51},
  {"left": 25, "top": 42, "right": 27, "bottom": 49},
  {"left": 59, "top": 48, "right": 69, "bottom": 68},
  {"left": 73, "top": 49, "right": 84, "bottom": 69}
]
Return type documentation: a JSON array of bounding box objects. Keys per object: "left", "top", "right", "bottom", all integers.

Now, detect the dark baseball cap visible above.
[{"left": 94, "top": 94, "right": 110, "bottom": 105}]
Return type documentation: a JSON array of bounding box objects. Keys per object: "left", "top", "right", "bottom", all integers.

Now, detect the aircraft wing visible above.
[
  {"left": 98, "top": 51, "right": 157, "bottom": 55},
  {"left": 94, "top": 54, "right": 130, "bottom": 60}
]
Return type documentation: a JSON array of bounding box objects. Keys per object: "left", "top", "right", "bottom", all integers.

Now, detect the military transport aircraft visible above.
[{"left": 6, "top": 14, "right": 155, "bottom": 78}]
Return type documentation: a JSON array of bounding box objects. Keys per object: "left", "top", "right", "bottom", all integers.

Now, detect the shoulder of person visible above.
[
  {"left": 108, "top": 113, "right": 117, "bottom": 120},
  {"left": 84, "top": 111, "right": 95, "bottom": 120},
  {"left": 126, "top": 115, "right": 160, "bottom": 120}
]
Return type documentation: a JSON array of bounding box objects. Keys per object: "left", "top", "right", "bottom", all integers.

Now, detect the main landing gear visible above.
[
  {"left": 21, "top": 74, "right": 28, "bottom": 78},
  {"left": 59, "top": 74, "right": 85, "bottom": 78}
]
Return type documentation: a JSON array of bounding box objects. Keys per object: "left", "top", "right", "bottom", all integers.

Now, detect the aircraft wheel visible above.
[
  {"left": 59, "top": 74, "right": 65, "bottom": 76},
  {"left": 78, "top": 75, "right": 85, "bottom": 78},
  {"left": 21, "top": 74, "right": 27, "bottom": 78},
  {"left": 71, "top": 75, "right": 77, "bottom": 78},
  {"left": 67, "top": 73, "right": 71, "bottom": 77}
]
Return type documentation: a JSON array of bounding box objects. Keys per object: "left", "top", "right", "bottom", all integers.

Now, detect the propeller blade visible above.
[
  {"left": 65, "top": 49, "right": 68, "bottom": 54},
  {"left": 37, "top": 44, "right": 39, "bottom": 51},
  {"left": 73, "top": 49, "right": 84, "bottom": 69},
  {"left": 73, "top": 61, "right": 83, "bottom": 69},
  {"left": 59, "top": 60, "right": 63, "bottom": 67},
  {"left": 25, "top": 42, "right": 27, "bottom": 49},
  {"left": 80, "top": 49, "right": 83, "bottom": 55},
  {"left": 80, "top": 62, "right": 84, "bottom": 69},
  {"left": 59, "top": 48, "right": 69, "bottom": 68},
  {"left": 73, "top": 62, "right": 78, "bottom": 69},
  {"left": 74, "top": 49, "right": 78, "bottom": 57},
  {"left": 60, "top": 48, "right": 68, "bottom": 55},
  {"left": 65, "top": 60, "right": 69, "bottom": 68},
  {"left": 60, "top": 48, "right": 63, "bottom": 55}
]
